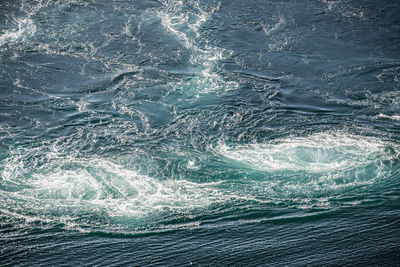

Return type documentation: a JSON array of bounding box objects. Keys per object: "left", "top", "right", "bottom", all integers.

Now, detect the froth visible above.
[
  {"left": 2, "top": 154, "right": 224, "bottom": 220},
  {"left": 217, "top": 132, "right": 398, "bottom": 204},
  {"left": 158, "top": 0, "right": 237, "bottom": 93},
  {"left": 0, "top": 17, "right": 36, "bottom": 47},
  {"left": 1, "top": 131, "right": 398, "bottom": 231},
  {"left": 218, "top": 132, "right": 390, "bottom": 173},
  {"left": 376, "top": 113, "right": 400, "bottom": 121}
]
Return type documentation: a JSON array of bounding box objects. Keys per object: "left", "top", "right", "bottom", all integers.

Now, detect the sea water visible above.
[{"left": 1, "top": 0, "right": 399, "bottom": 265}]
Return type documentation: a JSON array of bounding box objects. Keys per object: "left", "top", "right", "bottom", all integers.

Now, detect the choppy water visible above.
[{"left": 1, "top": 0, "right": 400, "bottom": 265}]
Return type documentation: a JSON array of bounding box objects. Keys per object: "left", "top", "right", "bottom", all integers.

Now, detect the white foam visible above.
[
  {"left": 376, "top": 113, "right": 400, "bottom": 121},
  {"left": 263, "top": 16, "right": 286, "bottom": 36},
  {"left": 259, "top": 14, "right": 298, "bottom": 52},
  {"left": 321, "top": 0, "right": 367, "bottom": 20},
  {"left": 218, "top": 132, "right": 389, "bottom": 173},
  {"left": 157, "top": 0, "right": 237, "bottom": 93},
  {"left": 0, "top": 17, "right": 36, "bottom": 47},
  {"left": 3, "top": 152, "right": 224, "bottom": 219},
  {"left": 215, "top": 131, "right": 398, "bottom": 206},
  {"left": 1, "top": 131, "right": 398, "bottom": 231},
  {"left": 0, "top": 0, "right": 54, "bottom": 49}
]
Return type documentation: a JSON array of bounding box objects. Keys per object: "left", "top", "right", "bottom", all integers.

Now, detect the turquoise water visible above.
[{"left": 1, "top": 0, "right": 400, "bottom": 265}]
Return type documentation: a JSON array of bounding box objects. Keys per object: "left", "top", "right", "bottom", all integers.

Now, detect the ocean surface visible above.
[{"left": 1, "top": 0, "right": 400, "bottom": 265}]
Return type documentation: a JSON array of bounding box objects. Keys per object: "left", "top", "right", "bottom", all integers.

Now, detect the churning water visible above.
[{"left": 1, "top": 0, "right": 400, "bottom": 265}]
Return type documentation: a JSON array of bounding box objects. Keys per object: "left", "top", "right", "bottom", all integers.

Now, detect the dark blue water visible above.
[{"left": 1, "top": 0, "right": 400, "bottom": 265}]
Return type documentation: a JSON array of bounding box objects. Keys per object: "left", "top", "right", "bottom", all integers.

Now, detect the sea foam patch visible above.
[
  {"left": 1, "top": 132, "right": 398, "bottom": 232},
  {"left": 0, "top": 148, "right": 225, "bottom": 229},
  {"left": 216, "top": 132, "right": 398, "bottom": 202},
  {"left": 157, "top": 0, "right": 237, "bottom": 93},
  {"left": 217, "top": 132, "right": 392, "bottom": 173},
  {"left": 0, "top": 17, "right": 36, "bottom": 48}
]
